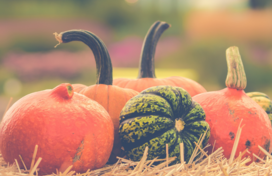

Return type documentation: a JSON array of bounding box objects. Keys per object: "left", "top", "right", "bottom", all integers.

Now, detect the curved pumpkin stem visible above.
[
  {"left": 138, "top": 21, "right": 171, "bottom": 78},
  {"left": 225, "top": 46, "right": 247, "bottom": 90},
  {"left": 54, "top": 30, "right": 113, "bottom": 85}
]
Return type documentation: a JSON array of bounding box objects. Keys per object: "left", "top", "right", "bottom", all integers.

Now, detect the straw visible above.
[
  {"left": 28, "top": 157, "right": 42, "bottom": 176},
  {"left": 229, "top": 119, "right": 244, "bottom": 165},
  {"left": 166, "top": 144, "right": 169, "bottom": 167},
  {"left": 180, "top": 143, "right": 184, "bottom": 164},
  {"left": 18, "top": 155, "right": 27, "bottom": 171},
  {"left": 14, "top": 159, "right": 21, "bottom": 173},
  {"left": 30, "top": 145, "right": 38, "bottom": 171}
]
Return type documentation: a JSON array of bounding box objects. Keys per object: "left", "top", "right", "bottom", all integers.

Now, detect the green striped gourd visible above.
[
  {"left": 119, "top": 85, "right": 210, "bottom": 163},
  {"left": 246, "top": 92, "right": 272, "bottom": 125}
]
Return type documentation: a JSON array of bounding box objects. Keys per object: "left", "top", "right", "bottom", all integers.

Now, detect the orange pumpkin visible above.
[
  {"left": 54, "top": 30, "right": 139, "bottom": 163},
  {"left": 193, "top": 46, "right": 272, "bottom": 161},
  {"left": 0, "top": 83, "right": 114, "bottom": 174},
  {"left": 113, "top": 21, "right": 206, "bottom": 96}
]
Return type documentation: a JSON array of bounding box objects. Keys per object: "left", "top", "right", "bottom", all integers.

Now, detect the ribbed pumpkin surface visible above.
[{"left": 119, "top": 86, "right": 210, "bottom": 163}]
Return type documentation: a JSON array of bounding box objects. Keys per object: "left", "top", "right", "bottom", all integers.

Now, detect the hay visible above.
[
  {"left": 1, "top": 124, "right": 272, "bottom": 176},
  {"left": 1, "top": 146, "right": 272, "bottom": 176}
]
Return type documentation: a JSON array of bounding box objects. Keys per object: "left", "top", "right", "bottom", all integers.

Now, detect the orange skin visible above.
[
  {"left": 73, "top": 83, "right": 138, "bottom": 163},
  {"left": 193, "top": 87, "right": 272, "bottom": 161},
  {"left": 113, "top": 77, "right": 206, "bottom": 96},
  {"left": 0, "top": 83, "right": 114, "bottom": 174}
]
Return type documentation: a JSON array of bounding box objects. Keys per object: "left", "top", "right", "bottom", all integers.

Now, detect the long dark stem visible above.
[
  {"left": 55, "top": 30, "right": 112, "bottom": 85},
  {"left": 138, "top": 21, "right": 171, "bottom": 78}
]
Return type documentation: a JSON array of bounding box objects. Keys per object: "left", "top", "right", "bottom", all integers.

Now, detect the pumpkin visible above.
[
  {"left": 246, "top": 91, "right": 272, "bottom": 125},
  {"left": 113, "top": 21, "right": 206, "bottom": 96},
  {"left": 54, "top": 30, "right": 139, "bottom": 163},
  {"left": 192, "top": 46, "right": 272, "bottom": 161},
  {"left": 0, "top": 83, "right": 114, "bottom": 174},
  {"left": 119, "top": 85, "right": 210, "bottom": 163}
]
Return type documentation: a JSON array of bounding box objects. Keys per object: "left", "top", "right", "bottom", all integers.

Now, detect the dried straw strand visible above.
[
  {"left": 194, "top": 141, "right": 209, "bottom": 158},
  {"left": 253, "top": 154, "right": 266, "bottom": 163},
  {"left": 258, "top": 146, "right": 272, "bottom": 160},
  {"left": 188, "top": 134, "right": 203, "bottom": 164},
  {"left": 30, "top": 145, "right": 38, "bottom": 170},
  {"left": 62, "top": 165, "right": 73, "bottom": 176},
  {"left": 229, "top": 119, "right": 244, "bottom": 165},
  {"left": 166, "top": 144, "right": 169, "bottom": 167},
  {"left": 180, "top": 143, "right": 184, "bottom": 164},
  {"left": 19, "top": 155, "right": 27, "bottom": 171},
  {"left": 14, "top": 159, "right": 21, "bottom": 173},
  {"left": 219, "top": 162, "right": 229, "bottom": 176},
  {"left": 28, "top": 157, "right": 42, "bottom": 176}
]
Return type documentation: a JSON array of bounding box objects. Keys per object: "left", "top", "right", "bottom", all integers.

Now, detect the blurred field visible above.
[
  {"left": 185, "top": 10, "right": 272, "bottom": 42},
  {"left": 1, "top": 0, "right": 272, "bottom": 118}
]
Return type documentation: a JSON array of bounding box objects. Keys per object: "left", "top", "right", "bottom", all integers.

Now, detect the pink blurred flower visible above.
[{"left": 108, "top": 36, "right": 181, "bottom": 67}]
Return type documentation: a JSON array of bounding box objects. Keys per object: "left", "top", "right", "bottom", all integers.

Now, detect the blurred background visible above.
[{"left": 1, "top": 0, "right": 272, "bottom": 117}]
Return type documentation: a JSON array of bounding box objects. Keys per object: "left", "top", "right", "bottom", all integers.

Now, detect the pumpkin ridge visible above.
[
  {"left": 184, "top": 122, "right": 210, "bottom": 143},
  {"left": 169, "top": 132, "right": 192, "bottom": 162},
  {"left": 120, "top": 112, "right": 173, "bottom": 125},
  {"left": 113, "top": 79, "right": 129, "bottom": 88},
  {"left": 151, "top": 129, "right": 179, "bottom": 160},
  {"left": 173, "top": 87, "right": 193, "bottom": 118},
  {"left": 173, "top": 78, "right": 194, "bottom": 93},
  {"left": 120, "top": 116, "right": 174, "bottom": 150},
  {"left": 163, "top": 77, "right": 179, "bottom": 87},
  {"left": 181, "top": 102, "right": 206, "bottom": 124},
  {"left": 134, "top": 80, "right": 142, "bottom": 92},
  {"left": 126, "top": 128, "right": 177, "bottom": 161},
  {"left": 120, "top": 94, "right": 174, "bottom": 122},
  {"left": 175, "top": 132, "right": 194, "bottom": 163},
  {"left": 169, "top": 137, "right": 183, "bottom": 160},
  {"left": 141, "top": 92, "right": 176, "bottom": 114},
  {"left": 123, "top": 78, "right": 133, "bottom": 89},
  {"left": 167, "top": 130, "right": 179, "bottom": 156},
  {"left": 122, "top": 125, "right": 174, "bottom": 151},
  {"left": 141, "top": 86, "right": 192, "bottom": 118},
  {"left": 122, "top": 87, "right": 129, "bottom": 109},
  {"left": 120, "top": 114, "right": 174, "bottom": 126},
  {"left": 142, "top": 90, "right": 191, "bottom": 120}
]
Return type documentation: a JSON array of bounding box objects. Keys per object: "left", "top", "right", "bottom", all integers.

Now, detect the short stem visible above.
[
  {"left": 54, "top": 30, "right": 113, "bottom": 85},
  {"left": 175, "top": 119, "right": 185, "bottom": 132},
  {"left": 225, "top": 46, "right": 247, "bottom": 90},
  {"left": 138, "top": 21, "right": 171, "bottom": 78},
  {"left": 51, "top": 83, "right": 74, "bottom": 99}
]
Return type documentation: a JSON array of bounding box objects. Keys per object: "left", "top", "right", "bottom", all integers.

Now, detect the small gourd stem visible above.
[
  {"left": 57, "top": 30, "right": 112, "bottom": 85},
  {"left": 225, "top": 46, "right": 247, "bottom": 90},
  {"left": 138, "top": 21, "right": 170, "bottom": 78}
]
